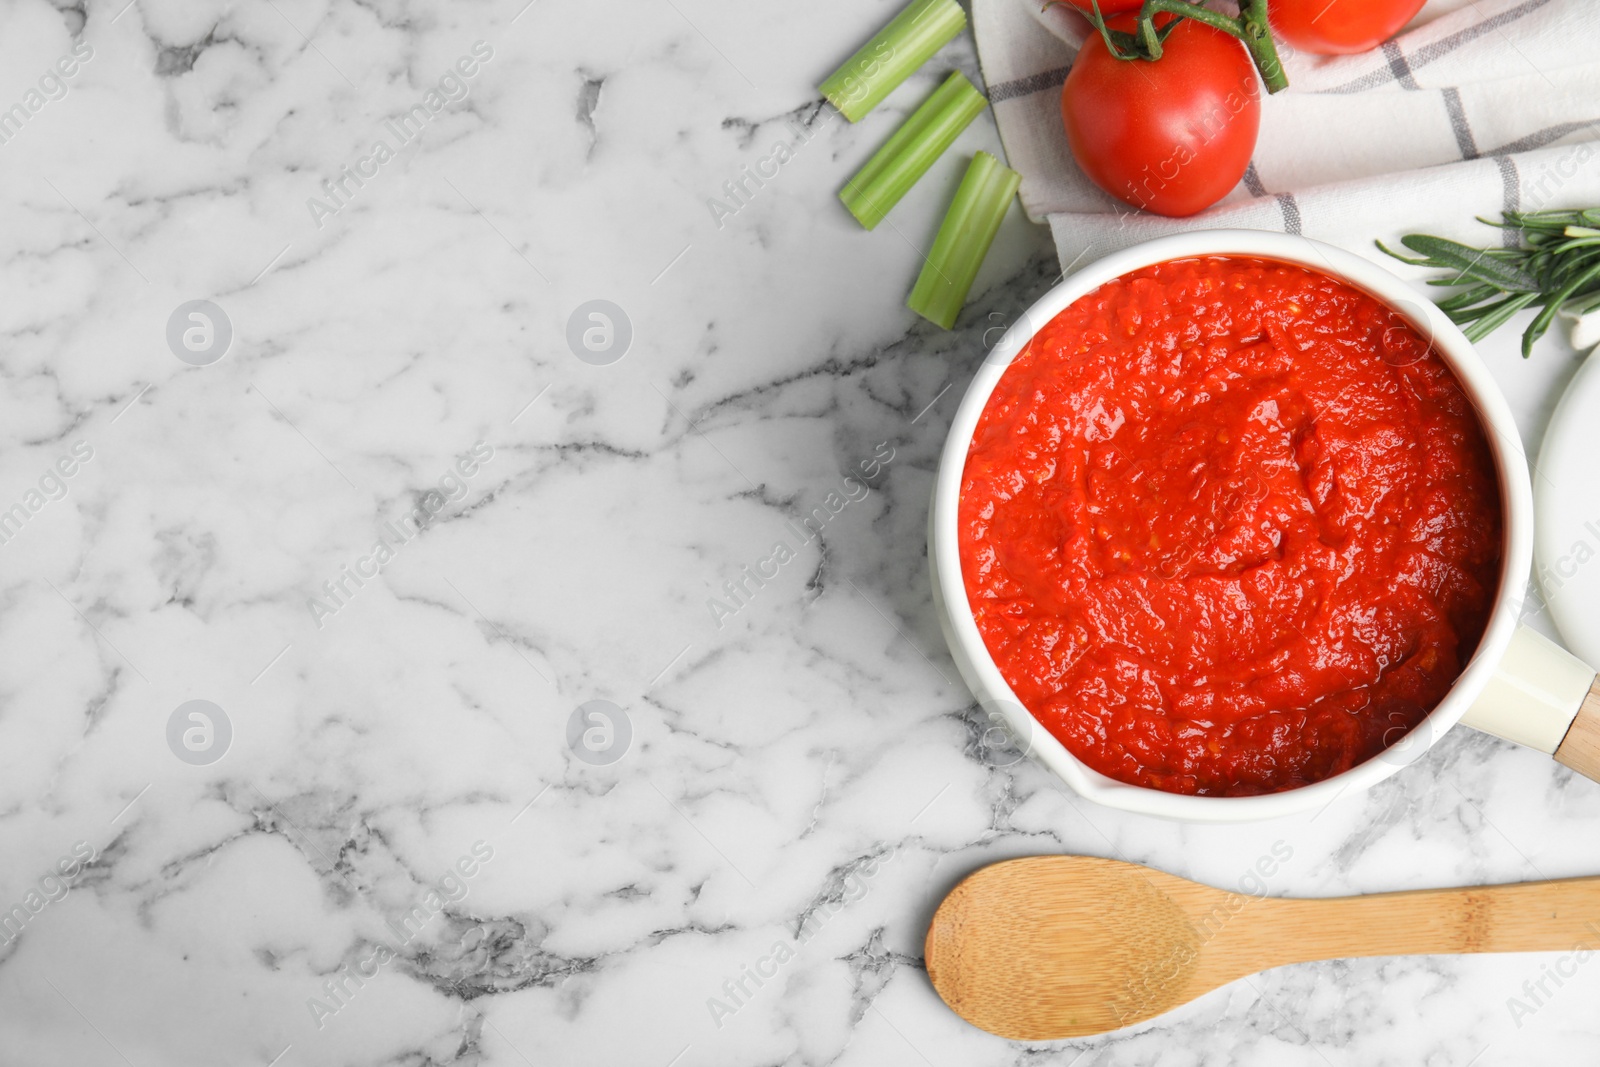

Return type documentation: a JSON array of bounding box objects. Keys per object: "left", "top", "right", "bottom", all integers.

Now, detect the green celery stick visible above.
[
  {"left": 819, "top": 0, "right": 967, "bottom": 124},
  {"left": 840, "top": 71, "right": 988, "bottom": 230},
  {"left": 908, "top": 152, "right": 1020, "bottom": 330}
]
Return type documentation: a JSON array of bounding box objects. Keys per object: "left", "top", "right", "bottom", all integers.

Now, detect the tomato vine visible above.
[{"left": 1068, "top": 0, "right": 1290, "bottom": 93}]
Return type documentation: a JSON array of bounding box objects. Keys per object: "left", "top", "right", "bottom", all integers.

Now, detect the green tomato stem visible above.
[
  {"left": 1138, "top": 10, "right": 1164, "bottom": 58},
  {"left": 1237, "top": 0, "right": 1289, "bottom": 94},
  {"left": 1083, "top": 0, "right": 1291, "bottom": 94},
  {"left": 1137, "top": 0, "right": 1245, "bottom": 41}
]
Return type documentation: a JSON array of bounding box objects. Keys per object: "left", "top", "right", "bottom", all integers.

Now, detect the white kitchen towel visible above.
[{"left": 972, "top": 0, "right": 1600, "bottom": 271}]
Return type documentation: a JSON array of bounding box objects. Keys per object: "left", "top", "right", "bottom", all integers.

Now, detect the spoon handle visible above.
[{"left": 1246, "top": 876, "right": 1600, "bottom": 966}]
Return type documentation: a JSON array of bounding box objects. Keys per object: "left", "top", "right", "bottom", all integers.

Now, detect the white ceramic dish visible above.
[
  {"left": 1535, "top": 346, "right": 1600, "bottom": 669},
  {"left": 929, "top": 230, "right": 1540, "bottom": 822}
]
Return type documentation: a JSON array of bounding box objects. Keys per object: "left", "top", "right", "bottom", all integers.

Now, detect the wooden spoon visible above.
[{"left": 926, "top": 855, "right": 1600, "bottom": 1040}]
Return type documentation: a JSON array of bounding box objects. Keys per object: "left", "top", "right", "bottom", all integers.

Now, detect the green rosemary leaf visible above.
[
  {"left": 1434, "top": 283, "right": 1500, "bottom": 312},
  {"left": 1397, "top": 235, "right": 1541, "bottom": 292},
  {"left": 1459, "top": 292, "right": 1540, "bottom": 342},
  {"left": 1374, "top": 239, "right": 1437, "bottom": 267}
]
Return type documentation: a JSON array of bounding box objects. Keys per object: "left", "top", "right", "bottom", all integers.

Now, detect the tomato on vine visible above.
[
  {"left": 1062, "top": 14, "right": 1262, "bottom": 217},
  {"left": 1268, "top": 0, "right": 1426, "bottom": 54}
]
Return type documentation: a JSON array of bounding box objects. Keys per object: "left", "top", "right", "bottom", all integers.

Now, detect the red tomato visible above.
[
  {"left": 1269, "top": 0, "right": 1426, "bottom": 54},
  {"left": 1061, "top": 17, "right": 1261, "bottom": 217}
]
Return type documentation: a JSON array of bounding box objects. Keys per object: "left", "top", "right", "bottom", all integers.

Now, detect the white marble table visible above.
[{"left": 2, "top": 0, "right": 1598, "bottom": 1064}]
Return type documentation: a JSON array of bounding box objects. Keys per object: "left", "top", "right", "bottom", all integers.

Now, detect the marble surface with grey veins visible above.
[{"left": 2, "top": 0, "right": 1600, "bottom": 1064}]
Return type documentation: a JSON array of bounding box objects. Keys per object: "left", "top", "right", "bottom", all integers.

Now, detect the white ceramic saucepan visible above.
[{"left": 929, "top": 229, "right": 1600, "bottom": 822}]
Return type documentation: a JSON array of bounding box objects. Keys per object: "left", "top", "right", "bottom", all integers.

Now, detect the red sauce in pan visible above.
[{"left": 959, "top": 257, "right": 1501, "bottom": 796}]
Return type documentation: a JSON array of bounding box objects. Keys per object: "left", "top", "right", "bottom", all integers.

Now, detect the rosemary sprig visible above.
[{"left": 1379, "top": 209, "right": 1600, "bottom": 359}]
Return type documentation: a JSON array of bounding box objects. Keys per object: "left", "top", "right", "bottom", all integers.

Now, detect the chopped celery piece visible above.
[
  {"left": 908, "top": 152, "right": 1020, "bottom": 330},
  {"left": 840, "top": 71, "right": 987, "bottom": 230},
  {"left": 819, "top": 0, "right": 967, "bottom": 123}
]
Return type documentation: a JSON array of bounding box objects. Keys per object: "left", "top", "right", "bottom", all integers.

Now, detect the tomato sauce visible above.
[{"left": 959, "top": 257, "right": 1502, "bottom": 796}]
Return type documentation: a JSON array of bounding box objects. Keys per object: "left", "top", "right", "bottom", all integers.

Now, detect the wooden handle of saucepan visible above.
[{"left": 1555, "top": 678, "right": 1600, "bottom": 783}]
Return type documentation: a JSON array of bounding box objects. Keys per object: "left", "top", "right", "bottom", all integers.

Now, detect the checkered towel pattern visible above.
[{"left": 972, "top": 0, "right": 1600, "bottom": 271}]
